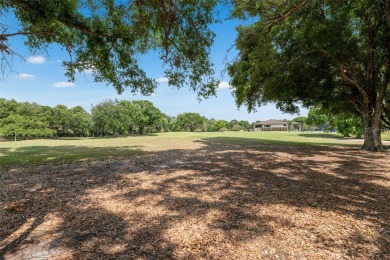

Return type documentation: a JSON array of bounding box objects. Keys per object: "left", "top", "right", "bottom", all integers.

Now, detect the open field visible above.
[
  {"left": 0, "top": 132, "right": 389, "bottom": 259},
  {"left": 1, "top": 131, "right": 389, "bottom": 167}
]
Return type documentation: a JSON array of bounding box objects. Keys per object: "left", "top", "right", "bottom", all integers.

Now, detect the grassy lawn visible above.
[
  {"left": 0, "top": 131, "right": 382, "bottom": 168},
  {"left": 0, "top": 131, "right": 374, "bottom": 168}
]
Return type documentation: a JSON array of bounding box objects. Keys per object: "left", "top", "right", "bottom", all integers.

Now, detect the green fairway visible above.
[{"left": 0, "top": 131, "right": 385, "bottom": 168}]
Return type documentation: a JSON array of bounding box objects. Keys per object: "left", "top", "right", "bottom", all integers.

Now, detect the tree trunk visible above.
[{"left": 361, "top": 112, "right": 386, "bottom": 151}]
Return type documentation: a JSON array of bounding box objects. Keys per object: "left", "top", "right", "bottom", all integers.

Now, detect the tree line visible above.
[
  {"left": 0, "top": 98, "right": 254, "bottom": 139},
  {"left": 1, "top": 97, "right": 370, "bottom": 140}
]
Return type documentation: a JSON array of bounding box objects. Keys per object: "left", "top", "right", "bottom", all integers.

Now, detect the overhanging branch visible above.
[
  {"left": 265, "top": 0, "right": 310, "bottom": 33},
  {"left": 317, "top": 49, "right": 370, "bottom": 106}
]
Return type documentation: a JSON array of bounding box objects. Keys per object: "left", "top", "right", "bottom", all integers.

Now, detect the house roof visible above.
[{"left": 255, "top": 120, "right": 288, "bottom": 125}]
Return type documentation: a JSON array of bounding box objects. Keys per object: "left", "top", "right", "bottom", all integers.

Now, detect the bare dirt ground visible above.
[{"left": 1, "top": 138, "right": 389, "bottom": 259}]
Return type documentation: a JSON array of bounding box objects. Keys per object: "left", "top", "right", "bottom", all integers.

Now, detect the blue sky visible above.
[{"left": 0, "top": 7, "right": 307, "bottom": 123}]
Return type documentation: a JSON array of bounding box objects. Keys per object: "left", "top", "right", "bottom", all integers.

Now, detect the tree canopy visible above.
[
  {"left": 229, "top": 0, "right": 390, "bottom": 151},
  {"left": 90, "top": 99, "right": 165, "bottom": 136},
  {"left": 0, "top": 99, "right": 89, "bottom": 138},
  {"left": 2, "top": 0, "right": 218, "bottom": 97},
  {"left": 175, "top": 112, "right": 207, "bottom": 132}
]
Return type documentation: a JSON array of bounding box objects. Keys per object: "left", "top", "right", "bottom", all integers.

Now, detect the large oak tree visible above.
[{"left": 229, "top": 0, "right": 390, "bottom": 151}]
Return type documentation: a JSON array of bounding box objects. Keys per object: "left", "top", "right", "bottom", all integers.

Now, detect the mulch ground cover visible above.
[{"left": 1, "top": 141, "right": 389, "bottom": 259}]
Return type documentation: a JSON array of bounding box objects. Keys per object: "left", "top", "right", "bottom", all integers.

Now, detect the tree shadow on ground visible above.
[
  {"left": 298, "top": 133, "right": 343, "bottom": 139},
  {"left": 0, "top": 138, "right": 389, "bottom": 258},
  {"left": 0, "top": 145, "right": 144, "bottom": 168},
  {"left": 200, "top": 135, "right": 361, "bottom": 148}
]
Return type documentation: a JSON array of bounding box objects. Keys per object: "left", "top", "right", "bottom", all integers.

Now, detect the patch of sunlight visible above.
[
  {"left": 3, "top": 213, "right": 68, "bottom": 260},
  {"left": 6, "top": 147, "right": 17, "bottom": 153},
  {"left": 0, "top": 217, "right": 36, "bottom": 250},
  {"left": 45, "top": 157, "right": 59, "bottom": 161}
]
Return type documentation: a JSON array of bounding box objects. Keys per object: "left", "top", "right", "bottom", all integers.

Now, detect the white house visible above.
[
  {"left": 254, "top": 120, "right": 302, "bottom": 131},
  {"left": 254, "top": 120, "right": 289, "bottom": 131}
]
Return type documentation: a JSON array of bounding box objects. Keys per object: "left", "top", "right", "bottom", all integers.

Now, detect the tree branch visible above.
[
  {"left": 8, "top": 0, "right": 128, "bottom": 42},
  {"left": 168, "top": 1, "right": 202, "bottom": 39},
  {"left": 317, "top": 49, "right": 370, "bottom": 106},
  {"left": 376, "top": 61, "right": 390, "bottom": 115},
  {"left": 265, "top": 0, "right": 310, "bottom": 33},
  {"left": 386, "top": 0, "right": 390, "bottom": 27},
  {"left": 1, "top": 30, "right": 56, "bottom": 39}
]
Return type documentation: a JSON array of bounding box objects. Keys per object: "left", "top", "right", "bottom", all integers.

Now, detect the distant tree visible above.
[
  {"left": 39, "top": 105, "right": 55, "bottom": 127},
  {"left": 231, "top": 124, "right": 241, "bottom": 131},
  {"left": 307, "top": 107, "right": 336, "bottom": 132},
  {"left": 206, "top": 118, "right": 218, "bottom": 132},
  {"left": 307, "top": 107, "right": 330, "bottom": 130},
  {"left": 50, "top": 105, "right": 73, "bottom": 137},
  {"left": 90, "top": 99, "right": 164, "bottom": 136},
  {"left": 157, "top": 114, "right": 172, "bottom": 133},
  {"left": 70, "top": 106, "right": 92, "bottom": 137},
  {"left": 238, "top": 120, "right": 251, "bottom": 131},
  {"left": 229, "top": 119, "right": 238, "bottom": 129},
  {"left": 176, "top": 113, "right": 207, "bottom": 132},
  {"left": 91, "top": 100, "right": 118, "bottom": 136},
  {"left": 132, "top": 100, "right": 163, "bottom": 135},
  {"left": 215, "top": 120, "right": 229, "bottom": 131},
  {"left": 168, "top": 116, "right": 180, "bottom": 132},
  {"left": 117, "top": 100, "right": 138, "bottom": 135}
]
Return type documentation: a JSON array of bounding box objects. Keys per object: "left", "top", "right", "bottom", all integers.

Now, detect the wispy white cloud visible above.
[
  {"left": 77, "top": 65, "right": 96, "bottom": 75},
  {"left": 82, "top": 69, "right": 95, "bottom": 74},
  {"left": 218, "top": 81, "right": 232, "bottom": 90},
  {"left": 52, "top": 82, "right": 75, "bottom": 88},
  {"left": 16, "top": 73, "right": 36, "bottom": 80},
  {"left": 27, "top": 55, "right": 46, "bottom": 64},
  {"left": 156, "top": 77, "right": 169, "bottom": 84}
]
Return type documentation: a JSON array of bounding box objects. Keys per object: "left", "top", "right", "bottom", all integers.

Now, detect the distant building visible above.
[
  {"left": 254, "top": 120, "right": 288, "bottom": 131},
  {"left": 254, "top": 120, "right": 302, "bottom": 131}
]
